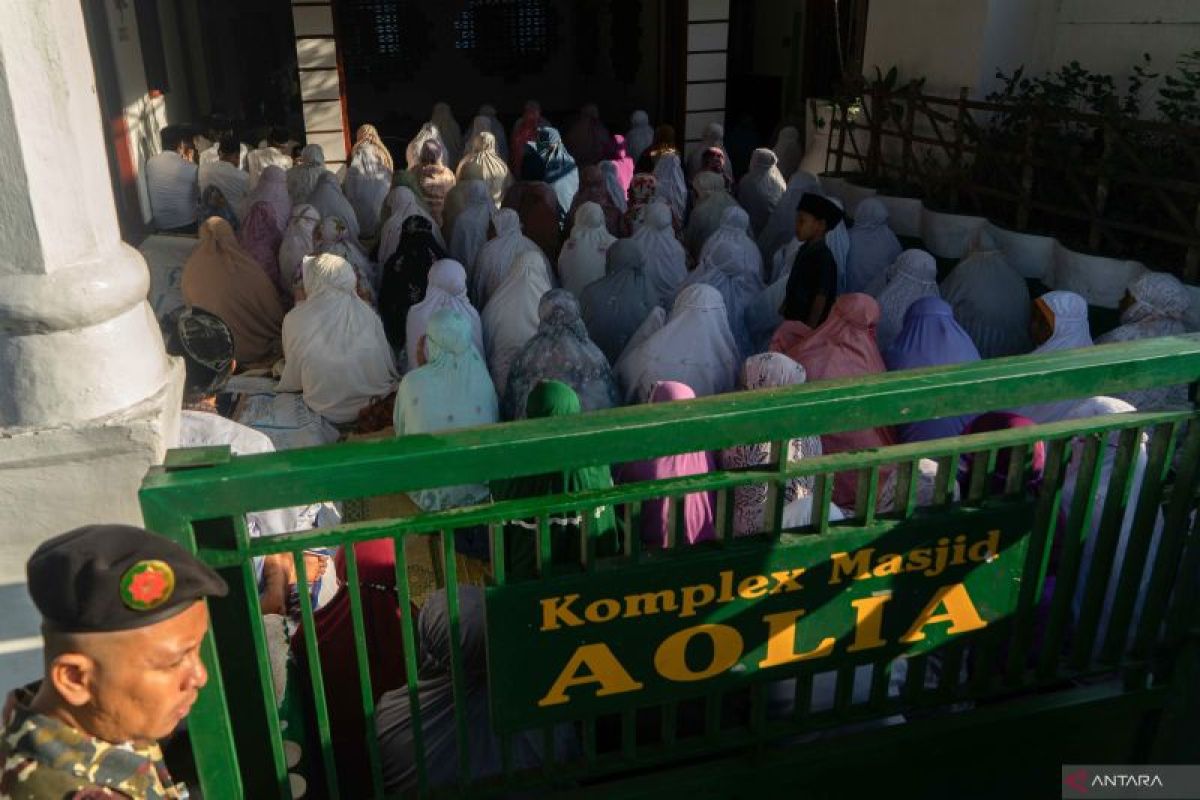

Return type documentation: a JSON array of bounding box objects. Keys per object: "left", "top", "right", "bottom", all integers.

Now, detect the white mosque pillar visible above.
[{"left": 0, "top": 0, "right": 183, "bottom": 682}]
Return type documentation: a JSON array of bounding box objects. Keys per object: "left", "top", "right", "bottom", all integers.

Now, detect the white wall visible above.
[{"left": 863, "top": 0, "right": 1199, "bottom": 106}]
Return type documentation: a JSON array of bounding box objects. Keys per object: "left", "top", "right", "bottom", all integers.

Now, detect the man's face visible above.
[
  {"left": 74, "top": 601, "right": 210, "bottom": 743},
  {"left": 795, "top": 211, "right": 826, "bottom": 243}
]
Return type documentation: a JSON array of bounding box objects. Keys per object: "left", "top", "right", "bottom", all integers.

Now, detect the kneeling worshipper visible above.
[
  {"left": 447, "top": 179, "right": 493, "bottom": 276},
  {"left": 411, "top": 139, "right": 457, "bottom": 227},
  {"left": 509, "top": 99, "right": 547, "bottom": 174},
  {"left": 1096, "top": 271, "right": 1193, "bottom": 409},
  {"left": 379, "top": 215, "right": 446, "bottom": 352},
  {"left": 238, "top": 202, "right": 288, "bottom": 300},
  {"left": 616, "top": 283, "right": 740, "bottom": 402},
  {"left": 445, "top": 155, "right": 491, "bottom": 236},
  {"left": 405, "top": 122, "right": 449, "bottom": 172},
  {"left": 679, "top": 238, "right": 765, "bottom": 359},
  {"left": 700, "top": 206, "right": 764, "bottom": 280},
  {"left": 406, "top": 259, "right": 484, "bottom": 369},
  {"left": 277, "top": 254, "right": 398, "bottom": 424},
  {"left": 846, "top": 198, "right": 903, "bottom": 293},
  {"left": 719, "top": 353, "right": 824, "bottom": 537},
  {"left": 429, "top": 102, "right": 464, "bottom": 166},
  {"left": 182, "top": 217, "right": 285, "bottom": 366},
  {"left": 872, "top": 248, "right": 941, "bottom": 351},
  {"left": 243, "top": 164, "right": 291, "bottom": 231},
  {"left": 198, "top": 134, "right": 250, "bottom": 223},
  {"left": 378, "top": 187, "right": 442, "bottom": 265},
  {"left": 492, "top": 381, "right": 621, "bottom": 579},
  {"left": 564, "top": 103, "right": 613, "bottom": 168},
  {"left": 376, "top": 587, "right": 578, "bottom": 794},
  {"left": 315, "top": 216, "right": 376, "bottom": 303},
  {"left": 603, "top": 134, "right": 635, "bottom": 193},
  {"left": 614, "top": 381, "right": 717, "bottom": 549},
  {"left": 772, "top": 293, "right": 897, "bottom": 509},
  {"left": 502, "top": 155, "right": 564, "bottom": 264},
  {"left": 295, "top": 539, "right": 411, "bottom": 799},
  {"left": 738, "top": 148, "right": 787, "bottom": 236},
  {"left": 636, "top": 123, "right": 679, "bottom": 172},
  {"left": 600, "top": 160, "right": 629, "bottom": 218},
  {"left": 685, "top": 122, "right": 734, "bottom": 185},
  {"left": 626, "top": 109, "right": 655, "bottom": 165},
  {"left": 685, "top": 171, "right": 738, "bottom": 259},
  {"left": 247, "top": 127, "right": 294, "bottom": 190},
  {"left": 629, "top": 201, "right": 688, "bottom": 307},
  {"left": 474, "top": 103, "right": 509, "bottom": 163},
  {"left": 758, "top": 170, "right": 822, "bottom": 266},
  {"left": 279, "top": 204, "right": 322, "bottom": 293},
  {"left": 286, "top": 143, "right": 326, "bottom": 206},
  {"left": 779, "top": 192, "right": 844, "bottom": 327},
  {"left": 579, "top": 239, "right": 661, "bottom": 365},
  {"left": 566, "top": 164, "right": 622, "bottom": 237},
  {"left": 456, "top": 129, "right": 512, "bottom": 206},
  {"left": 308, "top": 170, "right": 362, "bottom": 240},
  {"left": 1015, "top": 290, "right": 1094, "bottom": 423},
  {"left": 653, "top": 150, "right": 689, "bottom": 224},
  {"left": 621, "top": 173, "right": 658, "bottom": 235},
  {"left": 939, "top": 233, "right": 1031, "bottom": 357},
  {"left": 394, "top": 308, "right": 498, "bottom": 512},
  {"left": 527, "top": 126, "right": 580, "bottom": 219},
  {"left": 772, "top": 125, "right": 802, "bottom": 181},
  {"left": 472, "top": 208, "right": 549, "bottom": 307},
  {"left": 558, "top": 202, "right": 617, "bottom": 299},
  {"left": 482, "top": 249, "right": 554, "bottom": 392},
  {"left": 503, "top": 289, "right": 619, "bottom": 419},
  {"left": 344, "top": 127, "right": 395, "bottom": 239},
  {"left": 884, "top": 296, "right": 982, "bottom": 442}
]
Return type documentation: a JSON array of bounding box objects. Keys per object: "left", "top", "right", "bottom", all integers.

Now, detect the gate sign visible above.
[{"left": 485, "top": 504, "right": 1032, "bottom": 731}]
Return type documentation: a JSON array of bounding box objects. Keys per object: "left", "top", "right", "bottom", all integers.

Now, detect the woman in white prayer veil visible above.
[
  {"left": 1096, "top": 271, "right": 1192, "bottom": 409},
  {"left": 738, "top": 148, "right": 786, "bottom": 236},
  {"left": 472, "top": 208, "right": 549, "bottom": 308},
  {"left": 626, "top": 110, "right": 654, "bottom": 166},
  {"left": 406, "top": 259, "right": 484, "bottom": 369},
  {"left": 476, "top": 104, "right": 508, "bottom": 164},
  {"left": 579, "top": 240, "right": 661, "bottom": 365},
  {"left": 343, "top": 139, "right": 393, "bottom": 239},
  {"left": 278, "top": 204, "right": 322, "bottom": 292},
  {"left": 700, "top": 206, "right": 763, "bottom": 281},
  {"left": 846, "top": 197, "right": 903, "bottom": 293},
  {"left": 1014, "top": 290, "right": 1095, "bottom": 423},
  {"left": 679, "top": 238, "right": 765, "bottom": 359},
  {"left": 308, "top": 171, "right": 361, "bottom": 240},
  {"left": 287, "top": 144, "right": 326, "bottom": 206},
  {"left": 872, "top": 249, "right": 941, "bottom": 351},
  {"left": 616, "top": 283, "right": 740, "bottom": 402},
  {"left": 558, "top": 202, "right": 617, "bottom": 299},
  {"left": 1059, "top": 397, "right": 1159, "bottom": 659},
  {"left": 684, "top": 171, "right": 738, "bottom": 259},
  {"left": 377, "top": 187, "right": 443, "bottom": 265},
  {"left": 278, "top": 253, "right": 398, "bottom": 424},
  {"left": 442, "top": 161, "right": 486, "bottom": 243},
  {"left": 652, "top": 151, "right": 688, "bottom": 223},
  {"left": 405, "top": 122, "right": 448, "bottom": 171},
  {"left": 685, "top": 123, "right": 734, "bottom": 184},
  {"left": 629, "top": 201, "right": 688, "bottom": 308},
  {"left": 482, "top": 250, "right": 554, "bottom": 392},
  {"left": 456, "top": 130, "right": 512, "bottom": 206},
  {"left": 429, "top": 102, "right": 463, "bottom": 166},
  {"left": 448, "top": 180, "right": 493, "bottom": 279},
  {"left": 772, "top": 126, "right": 802, "bottom": 181},
  {"left": 600, "top": 161, "right": 628, "bottom": 214},
  {"left": 940, "top": 231, "right": 1032, "bottom": 358},
  {"left": 757, "top": 170, "right": 822, "bottom": 266}
]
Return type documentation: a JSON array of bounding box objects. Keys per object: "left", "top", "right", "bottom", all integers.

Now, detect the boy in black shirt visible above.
[{"left": 780, "top": 193, "right": 844, "bottom": 327}]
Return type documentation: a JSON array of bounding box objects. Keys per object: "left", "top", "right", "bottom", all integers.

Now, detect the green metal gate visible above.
[{"left": 140, "top": 336, "right": 1200, "bottom": 799}]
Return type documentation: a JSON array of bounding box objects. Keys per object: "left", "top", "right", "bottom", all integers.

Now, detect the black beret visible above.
[
  {"left": 27, "top": 525, "right": 228, "bottom": 634},
  {"left": 796, "top": 192, "right": 844, "bottom": 229}
]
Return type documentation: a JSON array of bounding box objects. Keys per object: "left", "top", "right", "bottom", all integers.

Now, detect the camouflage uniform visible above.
[{"left": 0, "top": 684, "right": 187, "bottom": 800}]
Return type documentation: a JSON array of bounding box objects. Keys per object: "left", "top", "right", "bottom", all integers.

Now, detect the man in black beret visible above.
[
  {"left": 0, "top": 525, "right": 228, "bottom": 799},
  {"left": 780, "top": 192, "right": 845, "bottom": 327}
]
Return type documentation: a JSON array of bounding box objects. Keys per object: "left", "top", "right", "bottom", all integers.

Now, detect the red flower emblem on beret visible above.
[
  {"left": 130, "top": 570, "right": 168, "bottom": 604},
  {"left": 120, "top": 560, "right": 176, "bottom": 611}
]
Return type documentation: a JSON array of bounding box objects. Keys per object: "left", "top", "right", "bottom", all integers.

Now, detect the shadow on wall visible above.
[{"left": 0, "top": 582, "right": 43, "bottom": 690}]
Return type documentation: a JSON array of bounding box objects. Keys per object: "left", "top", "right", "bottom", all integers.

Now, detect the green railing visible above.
[{"left": 140, "top": 336, "right": 1200, "bottom": 799}]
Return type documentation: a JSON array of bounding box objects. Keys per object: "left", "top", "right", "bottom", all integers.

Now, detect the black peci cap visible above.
[
  {"left": 26, "top": 525, "right": 228, "bottom": 634},
  {"left": 796, "top": 192, "right": 844, "bottom": 229}
]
